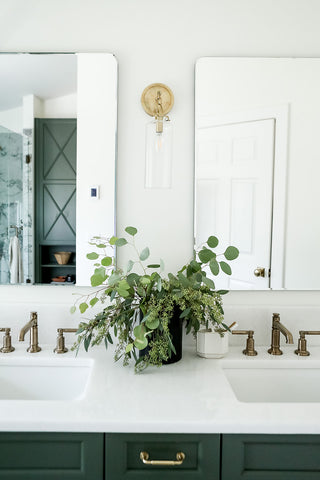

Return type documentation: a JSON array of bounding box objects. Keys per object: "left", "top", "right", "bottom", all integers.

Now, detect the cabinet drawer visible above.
[
  {"left": 105, "top": 433, "right": 220, "bottom": 479},
  {"left": 222, "top": 434, "right": 320, "bottom": 480},
  {"left": 0, "top": 432, "right": 103, "bottom": 480}
]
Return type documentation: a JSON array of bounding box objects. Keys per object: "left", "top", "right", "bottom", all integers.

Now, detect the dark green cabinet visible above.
[
  {"left": 221, "top": 434, "right": 320, "bottom": 480},
  {"left": 105, "top": 433, "right": 220, "bottom": 480},
  {"left": 35, "top": 118, "right": 77, "bottom": 284},
  {"left": 0, "top": 433, "right": 103, "bottom": 479},
  {"left": 1, "top": 432, "right": 320, "bottom": 479}
]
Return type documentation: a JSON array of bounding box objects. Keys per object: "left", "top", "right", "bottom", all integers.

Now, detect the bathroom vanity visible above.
[{"left": 1, "top": 345, "right": 320, "bottom": 479}]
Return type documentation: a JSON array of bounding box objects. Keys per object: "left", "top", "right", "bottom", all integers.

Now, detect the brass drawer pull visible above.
[{"left": 140, "top": 451, "right": 185, "bottom": 466}]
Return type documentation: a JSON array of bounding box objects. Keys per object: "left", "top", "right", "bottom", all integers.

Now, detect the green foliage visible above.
[{"left": 71, "top": 227, "right": 239, "bottom": 372}]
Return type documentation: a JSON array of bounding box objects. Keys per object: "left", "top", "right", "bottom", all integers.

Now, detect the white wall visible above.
[
  {"left": 41, "top": 93, "right": 77, "bottom": 118},
  {"left": 0, "top": 106, "right": 22, "bottom": 133},
  {"left": 1, "top": 0, "right": 320, "bottom": 331}
]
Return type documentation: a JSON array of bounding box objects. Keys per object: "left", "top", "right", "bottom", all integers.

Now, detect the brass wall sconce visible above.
[{"left": 141, "top": 83, "right": 174, "bottom": 188}]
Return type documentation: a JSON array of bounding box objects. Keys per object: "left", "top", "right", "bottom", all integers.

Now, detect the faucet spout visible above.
[
  {"left": 278, "top": 321, "right": 294, "bottom": 344},
  {"left": 19, "top": 312, "right": 41, "bottom": 353},
  {"left": 19, "top": 319, "right": 33, "bottom": 341},
  {"left": 268, "top": 313, "right": 294, "bottom": 355}
]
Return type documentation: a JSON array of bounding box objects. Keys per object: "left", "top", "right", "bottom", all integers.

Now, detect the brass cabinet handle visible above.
[{"left": 140, "top": 451, "right": 185, "bottom": 466}]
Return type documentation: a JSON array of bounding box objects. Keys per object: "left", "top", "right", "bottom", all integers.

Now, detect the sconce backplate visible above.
[{"left": 141, "top": 83, "right": 174, "bottom": 117}]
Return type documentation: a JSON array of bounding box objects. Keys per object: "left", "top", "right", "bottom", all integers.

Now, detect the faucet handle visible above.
[
  {"left": 232, "top": 330, "right": 258, "bottom": 356},
  {"left": 54, "top": 328, "right": 77, "bottom": 354},
  {"left": 295, "top": 330, "right": 320, "bottom": 356},
  {"left": 0, "top": 328, "right": 14, "bottom": 353}
]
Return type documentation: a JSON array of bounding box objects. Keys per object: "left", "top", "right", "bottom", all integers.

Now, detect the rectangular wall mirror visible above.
[
  {"left": 0, "top": 53, "right": 117, "bottom": 287},
  {"left": 195, "top": 57, "right": 320, "bottom": 290}
]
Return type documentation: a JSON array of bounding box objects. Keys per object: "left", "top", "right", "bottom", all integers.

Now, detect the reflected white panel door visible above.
[{"left": 196, "top": 119, "right": 275, "bottom": 289}]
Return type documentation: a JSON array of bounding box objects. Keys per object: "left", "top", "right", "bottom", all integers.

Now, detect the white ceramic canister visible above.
[{"left": 196, "top": 328, "right": 229, "bottom": 359}]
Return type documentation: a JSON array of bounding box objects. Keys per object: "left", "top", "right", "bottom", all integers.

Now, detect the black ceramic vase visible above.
[{"left": 139, "top": 306, "right": 183, "bottom": 365}]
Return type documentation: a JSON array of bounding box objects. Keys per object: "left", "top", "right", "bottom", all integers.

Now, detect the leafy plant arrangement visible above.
[{"left": 71, "top": 227, "right": 239, "bottom": 372}]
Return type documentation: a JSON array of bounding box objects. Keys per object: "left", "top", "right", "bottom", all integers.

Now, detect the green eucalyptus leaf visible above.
[
  {"left": 209, "top": 258, "right": 220, "bottom": 276},
  {"left": 125, "top": 226, "right": 138, "bottom": 236},
  {"left": 94, "top": 266, "right": 106, "bottom": 277},
  {"left": 202, "top": 277, "right": 215, "bottom": 289},
  {"left": 108, "top": 272, "right": 121, "bottom": 286},
  {"left": 216, "top": 289, "right": 229, "bottom": 295},
  {"left": 79, "top": 302, "right": 89, "bottom": 313},
  {"left": 89, "top": 297, "right": 99, "bottom": 307},
  {"left": 190, "top": 260, "right": 201, "bottom": 272},
  {"left": 70, "top": 305, "right": 76, "bottom": 314},
  {"left": 127, "top": 273, "right": 140, "bottom": 286},
  {"left": 91, "top": 273, "right": 106, "bottom": 287},
  {"left": 220, "top": 261, "right": 232, "bottom": 275},
  {"left": 140, "top": 276, "right": 151, "bottom": 285},
  {"left": 160, "top": 258, "right": 165, "bottom": 271},
  {"left": 96, "top": 243, "right": 106, "bottom": 248},
  {"left": 109, "top": 236, "right": 117, "bottom": 245},
  {"left": 101, "top": 256, "right": 112, "bottom": 266},
  {"left": 207, "top": 236, "right": 219, "bottom": 248},
  {"left": 195, "top": 272, "right": 203, "bottom": 283},
  {"left": 87, "top": 252, "right": 99, "bottom": 260},
  {"left": 157, "top": 277, "right": 162, "bottom": 292},
  {"left": 104, "top": 337, "right": 108, "bottom": 350},
  {"left": 106, "top": 332, "right": 113, "bottom": 344},
  {"left": 117, "top": 288, "right": 130, "bottom": 297},
  {"left": 147, "top": 264, "right": 160, "bottom": 269},
  {"left": 125, "top": 343, "right": 134, "bottom": 353},
  {"left": 139, "top": 247, "right": 150, "bottom": 261},
  {"left": 168, "top": 335, "right": 176, "bottom": 355},
  {"left": 180, "top": 307, "right": 191, "bottom": 319},
  {"left": 84, "top": 334, "right": 92, "bottom": 352},
  {"left": 115, "top": 237, "right": 128, "bottom": 247},
  {"left": 110, "top": 289, "right": 117, "bottom": 301},
  {"left": 118, "top": 279, "right": 130, "bottom": 290},
  {"left": 177, "top": 272, "right": 190, "bottom": 287},
  {"left": 198, "top": 248, "right": 215, "bottom": 263},
  {"left": 127, "top": 259, "right": 134, "bottom": 272},
  {"left": 224, "top": 246, "right": 240, "bottom": 261}
]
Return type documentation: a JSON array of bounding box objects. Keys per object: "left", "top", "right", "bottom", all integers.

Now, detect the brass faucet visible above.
[
  {"left": 295, "top": 330, "right": 320, "bottom": 356},
  {"left": 19, "top": 312, "right": 41, "bottom": 353},
  {"left": 268, "top": 313, "right": 294, "bottom": 355},
  {"left": 54, "top": 328, "right": 77, "bottom": 354},
  {"left": 0, "top": 328, "right": 14, "bottom": 353},
  {"left": 232, "top": 330, "right": 258, "bottom": 356}
]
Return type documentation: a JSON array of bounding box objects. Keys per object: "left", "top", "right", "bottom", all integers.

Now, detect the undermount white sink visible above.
[
  {"left": 0, "top": 357, "right": 93, "bottom": 401},
  {"left": 223, "top": 363, "right": 320, "bottom": 403}
]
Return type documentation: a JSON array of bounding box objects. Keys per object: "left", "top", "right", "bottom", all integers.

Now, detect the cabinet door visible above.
[
  {"left": 105, "top": 433, "right": 220, "bottom": 480},
  {"left": 0, "top": 432, "right": 103, "bottom": 480},
  {"left": 222, "top": 434, "right": 320, "bottom": 480}
]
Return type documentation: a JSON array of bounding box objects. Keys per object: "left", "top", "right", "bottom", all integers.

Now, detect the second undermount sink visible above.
[
  {"left": 222, "top": 363, "right": 320, "bottom": 403},
  {"left": 0, "top": 357, "right": 93, "bottom": 401}
]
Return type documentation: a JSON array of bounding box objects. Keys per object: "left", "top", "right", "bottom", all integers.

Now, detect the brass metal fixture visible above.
[
  {"left": 254, "top": 267, "right": 265, "bottom": 277},
  {"left": 294, "top": 330, "right": 320, "bottom": 356},
  {"left": 141, "top": 83, "right": 174, "bottom": 133},
  {"left": 232, "top": 330, "right": 258, "bottom": 356},
  {"left": 0, "top": 328, "right": 14, "bottom": 353},
  {"left": 268, "top": 313, "right": 294, "bottom": 355},
  {"left": 19, "top": 311, "right": 41, "bottom": 353},
  {"left": 140, "top": 451, "right": 185, "bottom": 466},
  {"left": 54, "top": 328, "right": 77, "bottom": 354}
]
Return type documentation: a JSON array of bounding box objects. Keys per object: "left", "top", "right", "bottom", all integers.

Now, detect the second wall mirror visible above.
[{"left": 195, "top": 57, "right": 320, "bottom": 290}]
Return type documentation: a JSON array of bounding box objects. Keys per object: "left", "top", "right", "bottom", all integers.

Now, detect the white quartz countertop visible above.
[{"left": 1, "top": 344, "right": 320, "bottom": 434}]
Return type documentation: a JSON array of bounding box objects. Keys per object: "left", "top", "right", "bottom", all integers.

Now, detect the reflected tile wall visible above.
[{"left": 0, "top": 128, "right": 32, "bottom": 284}]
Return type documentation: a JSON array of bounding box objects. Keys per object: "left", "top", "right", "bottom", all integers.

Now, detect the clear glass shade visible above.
[{"left": 145, "top": 119, "right": 173, "bottom": 189}]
